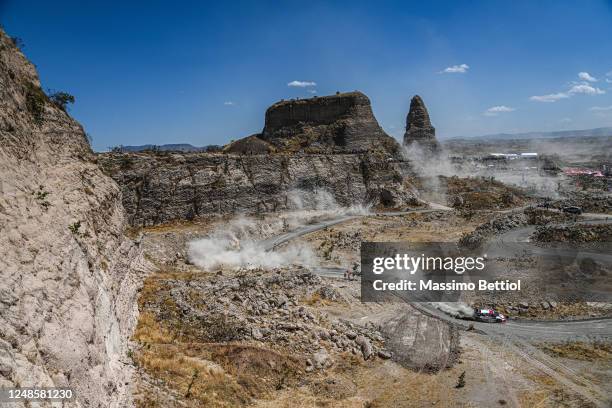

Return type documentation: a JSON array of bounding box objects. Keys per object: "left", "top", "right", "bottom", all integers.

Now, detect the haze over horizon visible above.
[{"left": 1, "top": 0, "right": 611, "bottom": 151}]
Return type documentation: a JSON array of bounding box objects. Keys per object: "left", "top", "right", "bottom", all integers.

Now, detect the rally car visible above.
[{"left": 473, "top": 308, "right": 507, "bottom": 323}]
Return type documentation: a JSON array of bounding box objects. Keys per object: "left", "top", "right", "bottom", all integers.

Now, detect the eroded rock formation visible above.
[
  {"left": 100, "top": 91, "right": 419, "bottom": 226},
  {"left": 0, "top": 29, "right": 148, "bottom": 407},
  {"left": 258, "top": 91, "right": 400, "bottom": 155},
  {"left": 403, "top": 95, "right": 440, "bottom": 153},
  {"left": 99, "top": 152, "right": 419, "bottom": 226}
]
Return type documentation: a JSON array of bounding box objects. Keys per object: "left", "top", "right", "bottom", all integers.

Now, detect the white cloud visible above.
[
  {"left": 440, "top": 64, "right": 469, "bottom": 74},
  {"left": 307, "top": 89, "right": 317, "bottom": 94},
  {"left": 578, "top": 72, "right": 597, "bottom": 82},
  {"left": 287, "top": 80, "right": 317, "bottom": 87},
  {"left": 568, "top": 83, "right": 605, "bottom": 95},
  {"left": 560, "top": 117, "right": 572, "bottom": 123},
  {"left": 530, "top": 92, "right": 570, "bottom": 102},
  {"left": 484, "top": 105, "right": 515, "bottom": 116},
  {"left": 589, "top": 105, "right": 612, "bottom": 111},
  {"left": 224, "top": 101, "right": 235, "bottom": 106},
  {"left": 530, "top": 72, "right": 606, "bottom": 103}
]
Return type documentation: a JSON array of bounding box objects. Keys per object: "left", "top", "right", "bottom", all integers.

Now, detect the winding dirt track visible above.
[
  {"left": 262, "top": 206, "right": 612, "bottom": 406},
  {"left": 263, "top": 207, "right": 612, "bottom": 341}
]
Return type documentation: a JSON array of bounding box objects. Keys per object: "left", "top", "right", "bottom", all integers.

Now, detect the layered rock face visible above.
[
  {"left": 0, "top": 29, "right": 147, "bottom": 407},
  {"left": 403, "top": 95, "right": 440, "bottom": 152},
  {"left": 259, "top": 91, "right": 400, "bottom": 155},
  {"left": 99, "top": 152, "right": 418, "bottom": 226}
]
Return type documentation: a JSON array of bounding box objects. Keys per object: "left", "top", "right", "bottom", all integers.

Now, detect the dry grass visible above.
[
  {"left": 135, "top": 343, "right": 304, "bottom": 408},
  {"left": 302, "top": 292, "right": 332, "bottom": 306},
  {"left": 135, "top": 345, "right": 251, "bottom": 408},
  {"left": 520, "top": 373, "right": 597, "bottom": 408},
  {"left": 134, "top": 311, "right": 175, "bottom": 344},
  {"left": 133, "top": 271, "right": 307, "bottom": 407},
  {"left": 540, "top": 341, "right": 612, "bottom": 362}
]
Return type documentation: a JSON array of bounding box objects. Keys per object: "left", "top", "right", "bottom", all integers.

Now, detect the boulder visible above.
[
  {"left": 312, "top": 349, "right": 331, "bottom": 369},
  {"left": 355, "top": 335, "right": 373, "bottom": 360}
]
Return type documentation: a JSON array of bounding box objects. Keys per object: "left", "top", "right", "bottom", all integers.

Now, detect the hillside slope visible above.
[{"left": 0, "top": 29, "right": 148, "bottom": 407}]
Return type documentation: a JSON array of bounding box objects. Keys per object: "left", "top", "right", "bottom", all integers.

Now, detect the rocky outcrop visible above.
[
  {"left": 100, "top": 90, "right": 418, "bottom": 227},
  {"left": 381, "top": 306, "right": 459, "bottom": 372},
  {"left": 223, "top": 134, "right": 276, "bottom": 154},
  {"left": 533, "top": 223, "right": 612, "bottom": 243},
  {"left": 258, "top": 91, "right": 400, "bottom": 155},
  {"left": 403, "top": 95, "right": 440, "bottom": 152},
  {"left": 98, "top": 152, "right": 419, "bottom": 226},
  {"left": 0, "top": 29, "right": 148, "bottom": 407}
]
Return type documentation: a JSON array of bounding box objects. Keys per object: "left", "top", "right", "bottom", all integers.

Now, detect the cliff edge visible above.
[
  {"left": 258, "top": 91, "right": 400, "bottom": 154},
  {"left": 0, "top": 28, "right": 147, "bottom": 407}
]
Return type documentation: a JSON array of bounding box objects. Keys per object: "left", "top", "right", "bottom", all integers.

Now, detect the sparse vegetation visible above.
[
  {"left": 443, "top": 175, "right": 528, "bottom": 210},
  {"left": 540, "top": 341, "right": 612, "bottom": 362},
  {"left": 9, "top": 36, "right": 24, "bottom": 49},
  {"left": 48, "top": 90, "right": 75, "bottom": 111},
  {"left": 455, "top": 371, "right": 465, "bottom": 388},
  {"left": 68, "top": 221, "right": 81, "bottom": 235},
  {"left": 33, "top": 185, "right": 51, "bottom": 210}
]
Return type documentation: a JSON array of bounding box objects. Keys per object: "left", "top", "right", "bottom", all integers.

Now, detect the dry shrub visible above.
[
  {"left": 541, "top": 341, "right": 612, "bottom": 362},
  {"left": 135, "top": 345, "right": 251, "bottom": 407},
  {"left": 303, "top": 292, "right": 322, "bottom": 305},
  {"left": 133, "top": 311, "right": 174, "bottom": 344},
  {"left": 209, "top": 344, "right": 303, "bottom": 394}
]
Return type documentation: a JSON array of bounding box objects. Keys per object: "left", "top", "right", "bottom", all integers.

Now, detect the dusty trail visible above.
[
  {"left": 264, "top": 205, "right": 612, "bottom": 340},
  {"left": 261, "top": 204, "right": 612, "bottom": 406}
]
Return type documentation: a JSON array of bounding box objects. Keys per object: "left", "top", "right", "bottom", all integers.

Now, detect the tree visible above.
[
  {"left": 48, "top": 91, "right": 75, "bottom": 111},
  {"left": 9, "top": 36, "right": 24, "bottom": 49}
]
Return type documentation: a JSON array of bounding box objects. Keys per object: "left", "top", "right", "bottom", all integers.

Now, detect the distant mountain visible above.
[
  {"left": 114, "top": 143, "right": 221, "bottom": 152},
  {"left": 449, "top": 127, "right": 612, "bottom": 141}
]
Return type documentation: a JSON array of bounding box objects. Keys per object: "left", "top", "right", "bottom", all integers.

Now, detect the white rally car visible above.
[{"left": 473, "top": 308, "right": 507, "bottom": 323}]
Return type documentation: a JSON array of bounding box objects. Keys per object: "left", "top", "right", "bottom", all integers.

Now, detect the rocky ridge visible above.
[
  {"left": 99, "top": 152, "right": 419, "bottom": 226},
  {"left": 0, "top": 29, "right": 148, "bottom": 407}
]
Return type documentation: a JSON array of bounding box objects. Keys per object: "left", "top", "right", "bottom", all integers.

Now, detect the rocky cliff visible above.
[
  {"left": 403, "top": 95, "right": 440, "bottom": 152},
  {"left": 0, "top": 29, "right": 147, "bottom": 407},
  {"left": 98, "top": 152, "right": 419, "bottom": 226},
  {"left": 258, "top": 91, "right": 401, "bottom": 154}
]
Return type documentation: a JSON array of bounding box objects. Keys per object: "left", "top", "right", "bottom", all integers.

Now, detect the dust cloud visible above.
[
  {"left": 187, "top": 189, "right": 370, "bottom": 270},
  {"left": 431, "top": 302, "right": 474, "bottom": 318}
]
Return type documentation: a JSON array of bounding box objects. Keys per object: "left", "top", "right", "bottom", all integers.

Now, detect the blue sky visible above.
[{"left": 1, "top": 0, "right": 611, "bottom": 151}]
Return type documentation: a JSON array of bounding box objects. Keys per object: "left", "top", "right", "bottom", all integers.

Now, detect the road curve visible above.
[
  {"left": 262, "top": 206, "right": 612, "bottom": 341},
  {"left": 261, "top": 205, "right": 612, "bottom": 406}
]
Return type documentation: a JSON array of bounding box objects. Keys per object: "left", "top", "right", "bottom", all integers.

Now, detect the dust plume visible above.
[
  {"left": 187, "top": 188, "right": 370, "bottom": 271},
  {"left": 431, "top": 302, "right": 474, "bottom": 318}
]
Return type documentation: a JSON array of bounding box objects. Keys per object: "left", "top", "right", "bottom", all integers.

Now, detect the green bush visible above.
[
  {"left": 68, "top": 221, "right": 81, "bottom": 235},
  {"left": 48, "top": 91, "right": 75, "bottom": 111},
  {"left": 33, "top": 185, "right": 51, "bottom": 210}
]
